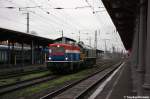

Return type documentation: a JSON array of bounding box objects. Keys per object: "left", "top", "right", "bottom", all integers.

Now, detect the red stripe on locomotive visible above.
[{"left": 49, "top": 43, "right": 80, "bottom": 51}]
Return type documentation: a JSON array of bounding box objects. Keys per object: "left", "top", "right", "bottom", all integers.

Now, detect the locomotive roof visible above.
[
  {"left": 49, "top": 43, "right": 74, "bottom": 46},
  {"left": 49, "top": 43, "right": 80, "bottom": 50},
  {"left": 54, "top": 37, "right": 76, "bottom": 42}
]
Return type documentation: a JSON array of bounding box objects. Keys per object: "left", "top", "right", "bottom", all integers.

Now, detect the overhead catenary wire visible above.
[
  {"left": 1, "top": 0, "right": 106, "bottom": 33},
  {"left": 0, "top": 0, "right": 125, "bottom": 51},
  {"left": 0, "top": 8, "right": 60, "bottom": 35},
  {"left": 29, "top": 0, "right": 81, "bottom": 30},
  {"left": 30, "top": 0, "right": 105, "bottom": 31},
  {"left": 1, "top": 0, "right": 76, "bottom": 34},
  {"left": 0, "top": 0, "right": 70, "bottom": 31}
]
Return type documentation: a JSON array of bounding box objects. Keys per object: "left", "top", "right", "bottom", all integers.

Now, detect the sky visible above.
[{"left": 0, "top": 0, "right": 125, "bottom": 52}]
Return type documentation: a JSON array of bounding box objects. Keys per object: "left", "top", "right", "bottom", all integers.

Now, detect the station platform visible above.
[{"left": 94, "top": 61, "right": 133, "bottom": 99}]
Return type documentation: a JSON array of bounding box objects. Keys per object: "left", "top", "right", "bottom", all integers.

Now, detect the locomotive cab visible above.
[
  {"left": 47, "top": 43, "right": 80, "bottom": 62},
  {"left": 46, "top": 37, "right": 81, "bottom": 73},
  {"left": 48, "top": 45, "right": 65, "bottom": 61}
]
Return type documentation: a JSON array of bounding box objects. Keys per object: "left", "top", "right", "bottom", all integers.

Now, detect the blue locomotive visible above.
[{"left": 46, "top": 37, "right": 96, "bottom": 73}]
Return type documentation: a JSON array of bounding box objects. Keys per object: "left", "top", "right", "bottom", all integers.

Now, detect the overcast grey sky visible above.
[{"left": 0, "top": 0, "right": 125, "bottom": 52}]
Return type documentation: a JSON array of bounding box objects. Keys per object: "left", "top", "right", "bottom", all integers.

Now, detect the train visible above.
[
  {"left": 0, "top": 44, "right": 31, "bottom": 65},
  {"left": 46, "top": 37, "right": 97, "bottom": 73},
  {"left": 0, "top": 42, "right": 47, "bottom": 66}
]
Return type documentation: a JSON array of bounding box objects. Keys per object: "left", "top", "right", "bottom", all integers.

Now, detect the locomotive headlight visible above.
[
  {"left": 65, "top": 57, "right": 68, "bottom": 60},
  {"left": 57, "top": 45, "right": 60, "bottom": 47},
  {"left": 48, "top": 57, "right": 51, "bottom": 60}
]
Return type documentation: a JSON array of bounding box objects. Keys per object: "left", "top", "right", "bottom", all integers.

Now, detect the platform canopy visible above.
[
  {"left": 102, "top": 0, "right": 139, "bottom": 50},
  {"left": 0, "top": 28, "right": 53, "bottom": 45}
]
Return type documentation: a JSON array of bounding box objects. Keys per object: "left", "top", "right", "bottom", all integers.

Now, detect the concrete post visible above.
[
  {"left": 129, "top": 7, "right": 142, "bottom": 94},
  {"left": 143, "top": 0, "right": 150, "bottom": 96},
  {"left": 130, "top": 24, "right": 139, "bottom": 95},
  {"left": 12, "top": 42, "right": 15, "bottom": 66},
  {"left": 37, "top": 44, "right": 40, "bottom": 64},
  {"left": 8, "top": 40, "right": 11, "bottom": 66},
  {"left": 21, "top": 41, "right": 24, "bottom": 66},
  {"left": 31, "top": 41, "right": 34, "bottom": 64},
  {"left": 136, "top": 0, "right": 147, "bottom": 95}
]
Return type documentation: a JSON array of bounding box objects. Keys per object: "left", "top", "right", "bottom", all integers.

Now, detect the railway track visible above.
[
  {"left": 0, "top": 69, "right": 48, "bottom": 79},
  {"left": 0, "top": 74, "right": 59, "bottom": 95},
  {"left": 40, "top": 61, "right": 122, "bottom": 99},
  {"left": 0, "top": 59, "right": 121, "bottom": 99}
]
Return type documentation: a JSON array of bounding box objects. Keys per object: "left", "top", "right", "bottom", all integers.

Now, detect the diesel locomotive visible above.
[{"left": 46, "top": 37, "right": 96, "bottom": 73}]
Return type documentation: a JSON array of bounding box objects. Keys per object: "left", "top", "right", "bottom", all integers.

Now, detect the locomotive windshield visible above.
[{"left": 50, "top": 46, "right": 65, "bottom": 53}]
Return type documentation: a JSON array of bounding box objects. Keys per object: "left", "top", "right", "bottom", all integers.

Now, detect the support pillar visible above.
[
  {"left": 37, "top": 45, "right": 39, "bottom": 64},
  {"left": 8, "top": 40, "right": 11, "bottom": 66},
  {"left": 143, "top": 0, "right": 150, "bottom": 96},
  {"left": 12, "top": 41, "right": 15, "bottom": 66},
  {"left": 21, "top": 41, "right": 24, "bottom": 66},
  {"left": 130, "top": 26, "right": 139, "bottom": 95},
  {"left": 136, "top": 0, "right": 147, "bottom": 95},
  {"left": 40, "top": 46, "right": 43, "bottom": 64},
  {"left": 129, "top": 6, "right": 141, "bottom": 94},
  {"left": 31, "top": 41, "right": 34, "bottom": 64},
  {"left": 44, "top": 46, "right": 47, "bottom": 64}
]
